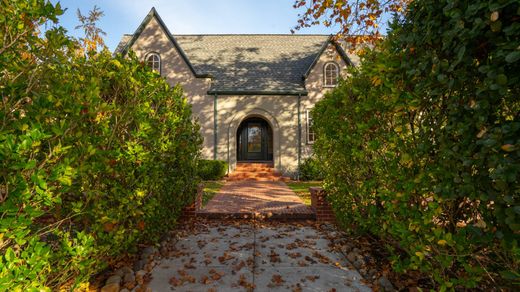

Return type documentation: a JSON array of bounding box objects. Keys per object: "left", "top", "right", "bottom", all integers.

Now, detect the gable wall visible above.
[
  {"left": 301, "top": 43, "right": 349, "bottom": 157},
  {"left": 129, "top": 17, "right": 214, "bottom": 158}
]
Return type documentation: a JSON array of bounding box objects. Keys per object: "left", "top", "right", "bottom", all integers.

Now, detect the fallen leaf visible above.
[
  {"left": 271, "top": 274, "right": 285, "bottom": 286},
  {"left": 218, "top": 252, "right": 234, "bottom": 264},
  {"left": 169, "top": 276, "right": 181, "bottom": 287},
  {"left": 200, "top": 275, "right": 211, "bottom": 284},
  {"left": 234, "top": 260, "right": 246, "bottom": 272},
  {"left": 306, "top": 275, "right": 320, "bottom": 282}
]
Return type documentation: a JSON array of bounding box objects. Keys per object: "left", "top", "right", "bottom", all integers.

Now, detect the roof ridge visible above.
[{"left": 173, "top": 34, "right": 331, "bottom": 36}]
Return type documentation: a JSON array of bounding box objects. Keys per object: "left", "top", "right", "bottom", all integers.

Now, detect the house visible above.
[{"left": 115, "top": 8, "right": 355, "bottom": 177}]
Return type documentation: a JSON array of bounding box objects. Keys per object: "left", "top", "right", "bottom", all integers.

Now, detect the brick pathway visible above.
[{"left": 198, "top": 181, "right": 314, "bottom": 219}]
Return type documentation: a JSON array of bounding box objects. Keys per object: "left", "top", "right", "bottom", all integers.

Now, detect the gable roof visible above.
[{"left": 114, "top": 8, "right": 353, "bottom": 95}]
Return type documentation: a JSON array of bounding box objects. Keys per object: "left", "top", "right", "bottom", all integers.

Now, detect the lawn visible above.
[
  {"left": 285, "top": 181, "right": 323, "bottom": 206},
  {"left": 202, "top": 181, "right": 225, "bottom": 207}
]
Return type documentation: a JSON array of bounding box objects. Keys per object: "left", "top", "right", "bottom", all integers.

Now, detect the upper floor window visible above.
[
  {"left": 145, "top": 53, "right": 161, "bottom": 73},
  {"left": 323, "top": 62, "right": 339, "bottom": 87}
]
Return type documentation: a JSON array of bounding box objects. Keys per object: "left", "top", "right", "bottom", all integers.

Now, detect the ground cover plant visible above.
[
  {"left": 202, "top": 181, "right": 226, "bottom": 207},
  {"left": 198, "top": 159, "right": 228, "bottom": 180},
  {"left": 0, "top": 1, "right": 201, "bottom": 290},
  {"left": 312, "top": 0, "right": 519, "bottom": 289},
  {"left": 286, "top": 181, "right": 323, "bottom": 206}
]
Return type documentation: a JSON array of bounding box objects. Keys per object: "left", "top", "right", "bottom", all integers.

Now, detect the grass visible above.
[
  {"left": 202, "top": 180, "right": 225, "bottom": 207},
  {"left": 285, "top": 181, "right": 323, "bottom": 206}
]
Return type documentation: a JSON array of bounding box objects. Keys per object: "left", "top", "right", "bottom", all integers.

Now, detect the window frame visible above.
[
  {"left": 323, "top": 62, "right": 339, "bottom": 87},
  {"left": 145, "top": 52, "right": 161, "bottom": 74},
  {"left": 306, "top": 109, "right": 316, "bottom": 144}
]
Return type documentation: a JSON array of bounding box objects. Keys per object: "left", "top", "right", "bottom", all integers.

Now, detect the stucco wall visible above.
[
  {"left": 129, "top": 16, "right": 351, "bottom": 176},
  {"left": 214, "top": 95, "right": 300, "bottom": 176},
  {"left": 301, "top": 43, "right": 349, "bottom": 158},
  {"left": 129, "top": 17, "right": 214, "bottom": 159}
]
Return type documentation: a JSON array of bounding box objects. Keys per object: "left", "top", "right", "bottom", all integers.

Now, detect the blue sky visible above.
[{"left": 52, "top": 0, "right": 341, "bottom": 52}]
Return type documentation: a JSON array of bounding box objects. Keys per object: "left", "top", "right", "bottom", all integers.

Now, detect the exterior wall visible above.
[
  {"left": 301, "top": 43, "right": 350, "bottom": 159},
  {"left": 215, "top": 95, "right": 299, "bottom": 176},
  {"left": 129, "top": 17, "right": 214, "bottom": 159},
  {"left": 129, "top": 16, "right": 351, "bottom": 176}
]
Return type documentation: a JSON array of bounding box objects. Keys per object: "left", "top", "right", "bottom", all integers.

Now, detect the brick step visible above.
[
  {"left": 234, "top": 166, "right": 274, "bottom": 170},
  {"left": 230, "top": 171, "right": 280, "bottom": 176},
  {"left": 228, "top": 172, "right": 281, "bottom": 177},
  {"left": 235, "top": 165, "right": 274, "bottom": 168},
  {"left": 228, "top": 173, "right": 281, "bottom": 178},
  {"left": 226, "top": 177, "right": 284, "bottom": 181},
  {"left": 230, "top": 162, "right": 287, "bottom": 181},
  {"left": 235, "top": 165, "right": 273, "bottom": 170},
  {"left": 196, "top": 211, "right": 316, "bottom": 220}
]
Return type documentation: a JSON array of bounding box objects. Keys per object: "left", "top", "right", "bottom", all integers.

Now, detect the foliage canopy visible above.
[
  {"left": 313, "top": 0, "right": 519, "bottom": 288},
  {"left": 0, "top": 1, "right": 201, "bottom": 289}
]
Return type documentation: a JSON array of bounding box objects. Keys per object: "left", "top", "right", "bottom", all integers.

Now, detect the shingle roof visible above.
[
  {"left": 174, "top": 35, "right": 329, "bottom": 94},
  {"left": 114, "top": 34, "right": 132, "bottom": 56},
  {"left": 114, "top": 8, "right": 353, "bottom": 95}
]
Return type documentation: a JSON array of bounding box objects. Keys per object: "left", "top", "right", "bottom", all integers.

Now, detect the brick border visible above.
[
  {"left": 310, "top": 187, "right": 336, "bottom": 223},
  {"left": 180, "top": 183, "right": 204, "bottom": 220}
]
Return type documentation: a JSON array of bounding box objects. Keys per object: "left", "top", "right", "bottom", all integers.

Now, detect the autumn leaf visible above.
[
  {"left": 103, "top": 222, "right": 115, "bottom": 232},
  {"left": 169, "top": 276, "right": 180, "bottom": 287},
  {"left": 271, "top": 274, "right": 285, "bottom": 286},
  {"left": 306, "top": 275, "right": 320, "bottom": 282},
  {"left": 501, "top": 144, "right": 515, "bottom": 152}
]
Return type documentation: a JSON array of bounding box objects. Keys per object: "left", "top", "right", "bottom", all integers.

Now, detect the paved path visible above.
[
  {"left": 148, "top": 221, "right": 371, "bottom": 291},
  {"left": 199, "top": 181, "right": 314, "bottom": 219}
]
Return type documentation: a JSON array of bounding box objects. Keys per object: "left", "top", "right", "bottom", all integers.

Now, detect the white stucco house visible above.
[{"left": 115, "top": 8, "right": 355, "bottom": 177}]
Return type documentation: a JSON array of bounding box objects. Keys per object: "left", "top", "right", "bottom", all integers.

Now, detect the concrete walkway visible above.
[
  {"left": 198, "top": 181, "right": 314, "bottom": 219},
  {"left": 147, "top": 221, "right": 371, "bottom": 291}
]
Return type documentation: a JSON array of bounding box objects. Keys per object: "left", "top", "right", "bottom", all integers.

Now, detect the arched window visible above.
[
  {"left": 323, "top": 62, "right": 339, "bottom": 87},
  {"left": 145, "top": 53, "right": 161, "bottom": 73}
]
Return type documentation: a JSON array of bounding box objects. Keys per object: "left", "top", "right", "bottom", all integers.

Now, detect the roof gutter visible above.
[{"left": 207, "top": 90, "right": 307, "bottom": 96}]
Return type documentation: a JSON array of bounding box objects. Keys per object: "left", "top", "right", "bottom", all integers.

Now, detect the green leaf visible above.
[
  {"left": 496, "top": 74, "right": 507, "bottom": 85},
  {"left": 5, "top": 247, "right": 15, "bottom": 262},
  {"left": 505, "top": 51, "right": 520, "bottom": 63}
]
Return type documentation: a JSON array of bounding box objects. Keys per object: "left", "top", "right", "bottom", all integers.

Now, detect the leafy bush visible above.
[
  {"left": 0, "top": 1, "right": 201, "bottom": 290},
  {"left": 198, "top": 160, "right": 228, "bottom": 180},
  {"left": 313, "top": 0, "right": 519, "bottom": 289},
  {"left": 299, "top": 156, "right": 325, "bottom": 181}
]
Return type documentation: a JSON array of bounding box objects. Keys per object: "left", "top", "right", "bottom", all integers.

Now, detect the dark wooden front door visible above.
[{"left": 237, "top": 119, "right": 273, "bottom": 161}]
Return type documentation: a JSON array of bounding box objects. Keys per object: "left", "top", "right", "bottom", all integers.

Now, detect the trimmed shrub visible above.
[
  {"left": 0, "top": 1, "right": 201, "bottom": 290},
  {"left": 198, "top": 159, "right": 228, "bottom": 180},
  {"left": 313, "top": 0, "right": 519, "bottom": 289},
  {"left": 299, "top": 156, "right": 325, "bottom": 181}
]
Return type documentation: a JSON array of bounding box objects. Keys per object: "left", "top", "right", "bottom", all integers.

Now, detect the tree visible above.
[
  {"left": 75, "top": 5, "right": 106, "bottom": 52},
  {"left": 292, "top": 0, "right": 410, "bottom": 47}
]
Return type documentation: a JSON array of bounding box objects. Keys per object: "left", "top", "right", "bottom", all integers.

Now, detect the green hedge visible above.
[
  {"left": 0, "top": 1, "right": 201, "bottom": 290},
  {"left": 299, "top": 156, "right": 325, "bottom": 181},
  {"left": 198, "top": 159, "right": 228, "bottom": 180},
  {"left": 313, "top": 0, "right": 519, "bottom": 289}
]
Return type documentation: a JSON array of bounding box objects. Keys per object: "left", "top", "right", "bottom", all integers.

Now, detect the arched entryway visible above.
[{"left": 237, "top": 117, "right": 273, "bottom": 162}]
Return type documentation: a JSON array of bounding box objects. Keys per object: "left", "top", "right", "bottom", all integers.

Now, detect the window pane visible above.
[
  {"left": 247, "top": 124, "right": 262, "bottom": 153},
  {"left": 307, "top": 111, "right": 316, "bottom": 143},
  {"left": 147, "top": 54, "right": 160, "bottom": 72},
  {"left": 324, "top": 63, "right": 338, "bottom": 86}
]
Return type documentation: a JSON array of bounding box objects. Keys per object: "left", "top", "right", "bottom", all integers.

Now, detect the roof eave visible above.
[
  {"left": 207, "top": 90, "right": 307, "bottom": 96},
  {"left": 301, "top": 35, "right": 355, "bottom": 80}
]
